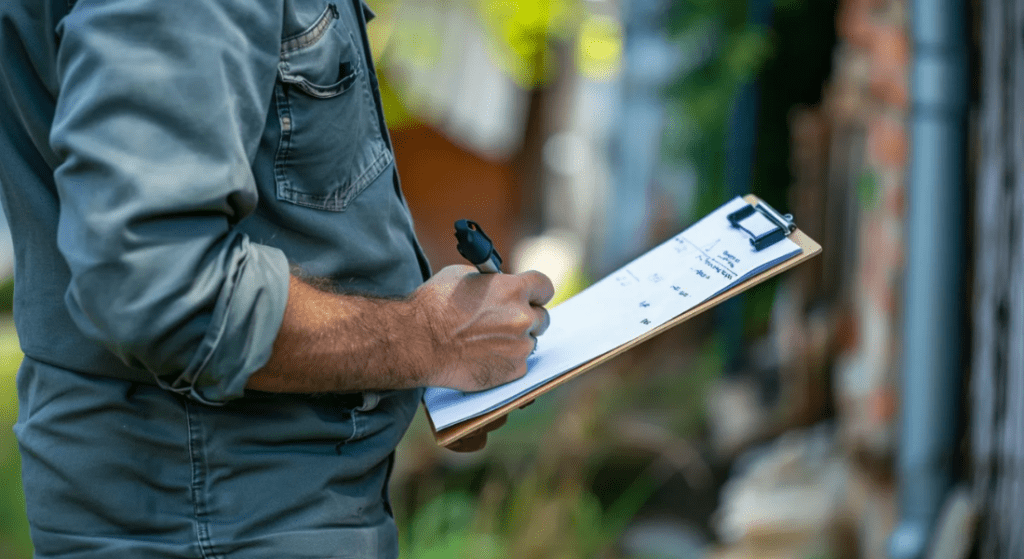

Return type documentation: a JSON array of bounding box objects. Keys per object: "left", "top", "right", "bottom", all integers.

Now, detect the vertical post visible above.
[
  {"left": 597, "top": 0, "right": 675, "bottom": 274},
  {"left": 721, "top": 0, "right": 774, "bottom": 371},
  {"left": 888, "top": 0, "right": 968, "bottom": 557}
]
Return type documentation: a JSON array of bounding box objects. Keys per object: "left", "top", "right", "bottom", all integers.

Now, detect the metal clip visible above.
[{"left": 727, "top": 201, "right": 796, "bottom": 251}]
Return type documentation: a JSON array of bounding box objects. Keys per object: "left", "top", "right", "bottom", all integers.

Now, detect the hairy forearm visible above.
[
  {"left": 247, "top": 276, "right": 441, "bottom": 393},
  {"left": 249, "top": 265, "right": 553, "bottom": 395}
]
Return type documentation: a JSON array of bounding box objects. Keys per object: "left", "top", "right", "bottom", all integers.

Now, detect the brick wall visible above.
[
  {"left": 708, "top": 0, "right": 915, "bottom": 554},
  {"left": 786, "top": 0, "right": 912, "bottom": 556}
]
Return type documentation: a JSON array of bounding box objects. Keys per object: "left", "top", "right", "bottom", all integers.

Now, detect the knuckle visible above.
[
  {"left": 511, "top": 273, "right": 531, "bottom": 292},
  {"left": 513, "top": 310, "right": 533, "bottom": 332},
  {"left": 539, "top": 272, "right": 554, "bottom": 291}
]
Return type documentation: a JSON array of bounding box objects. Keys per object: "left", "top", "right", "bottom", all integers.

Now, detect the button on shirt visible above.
[{"left": 0, "top": 0, "right": 429, "bottom": 557}]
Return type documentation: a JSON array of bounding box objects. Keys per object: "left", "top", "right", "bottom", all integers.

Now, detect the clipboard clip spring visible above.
[{"left": 727, "top": 201, "right": 797, "bottom": 251}]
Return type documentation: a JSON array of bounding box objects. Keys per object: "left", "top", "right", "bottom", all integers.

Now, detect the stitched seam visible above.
[
  {"left": 273, "top": 85, "right": 294, "bottom": 203},
  {"left": 346, "top": 409, "right": 361, "bottom": 443},
  {"left": 281, "top": 3, "right": 338, "bottom": 55},
  {"left": 185, "top": 401, "right": 219, "bottom": 559},
  {"left": 167, "top": 246, "right": 249, "bottom": 404},
  {"left": 342, "top": 144, "right": 391, "bottom": 206},
  {"left": 273, "top": 7, "right": 390, "bottom": 213},
  {"left": 277, "top": 147, "right": 390, "bottom": 211},
  {"left": 279, "top": 64, "right": 360, "bottom": 99}
]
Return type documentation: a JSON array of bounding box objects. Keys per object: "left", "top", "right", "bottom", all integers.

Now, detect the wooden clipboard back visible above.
[{"left": 430, "top": 195, "right": 822, "bottom": 447}]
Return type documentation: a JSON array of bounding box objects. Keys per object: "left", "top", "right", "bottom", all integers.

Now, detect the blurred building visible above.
[
  {"left": 971, "top": 0, "right": 1024, "bottom": 556},
  {"left": 3, "top": 1, "right": 1018, "bottom": 557},
  {"left": 371, "top": 0, "right": 703, "bottom": 281},
  {"left": 707, "top": 0, "right": 1020, "bottom": 558},
  {"left": 703, "top": 0, "right": 907, "bottom": 554}
]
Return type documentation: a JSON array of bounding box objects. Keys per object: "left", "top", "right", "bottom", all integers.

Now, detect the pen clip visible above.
[{"left": 454, "top": 220, "right": 503, "bottom": 271}]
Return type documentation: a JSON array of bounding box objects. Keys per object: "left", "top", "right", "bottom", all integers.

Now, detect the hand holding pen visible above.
[
  {"left": 407, "top": 221, "right": 552, "bottom": 451},
  {"left": 411, "top": 220, "right": 551, "bottom": 388}
]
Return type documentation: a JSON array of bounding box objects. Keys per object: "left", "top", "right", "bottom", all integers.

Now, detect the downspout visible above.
[
  {"left": 889, "top": 0, "right": 968, "bottom": 557},
  {"left": 720, "top": 0, "right": 773, "bottom": 371}
]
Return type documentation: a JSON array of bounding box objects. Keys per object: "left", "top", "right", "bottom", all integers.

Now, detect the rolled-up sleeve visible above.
[{"left": 49, "top": 0, "right": 289, "bottom": 403}]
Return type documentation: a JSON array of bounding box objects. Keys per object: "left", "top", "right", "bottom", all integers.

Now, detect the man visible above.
[{"left": 0, "top": 0, "right": 553, "bottom": 557}]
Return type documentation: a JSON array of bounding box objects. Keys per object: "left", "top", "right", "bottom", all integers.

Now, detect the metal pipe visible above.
[
  {"left": 889, "top": 1, "right": 968, "bottom": 557},
  {"left": 720, "top": 0, "right": 774, "bottom": 372}
]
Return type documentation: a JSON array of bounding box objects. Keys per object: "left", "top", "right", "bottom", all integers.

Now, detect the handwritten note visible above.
[{"left": 424, "top": 197, "right": 803, "bottom": 431}]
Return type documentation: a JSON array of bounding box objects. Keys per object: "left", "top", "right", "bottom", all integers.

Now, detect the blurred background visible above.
[{"left": 1, "top": 0, "right": 1017, "bottom": 557}]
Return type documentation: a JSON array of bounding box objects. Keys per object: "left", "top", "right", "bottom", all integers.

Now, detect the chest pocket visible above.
[{"left": 273, "top": 2, "right": 392, "bottom": 211}]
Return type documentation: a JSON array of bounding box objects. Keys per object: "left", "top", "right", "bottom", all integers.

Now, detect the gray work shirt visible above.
[{"left": 0, "top": 0, "right": 430, "bottom": 556}]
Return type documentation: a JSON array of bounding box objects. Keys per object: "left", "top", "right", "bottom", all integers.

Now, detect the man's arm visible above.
[
  {"left": 249, "top": 265, "right": 554, "bottom": 393},
  {"left": 50, "top": 0, "right": 551, "bottom": 401},
  {"left": 51, "top": 0, "right": 290, "bottom": 403}
]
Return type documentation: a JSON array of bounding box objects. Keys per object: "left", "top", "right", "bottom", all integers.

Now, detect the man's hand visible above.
[
  {"left": 414, "top": 265, "right": 554, "bottom": 392},
  {"left": 444, "top": 415, "right": 507, "bottom": 452},
  {"left": 248, "top": 267, "right": 553, "bottom": 395}
]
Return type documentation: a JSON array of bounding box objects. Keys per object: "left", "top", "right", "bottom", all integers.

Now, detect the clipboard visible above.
[{"left": 429, "top": 194, "right": 822, "bottom": 448}]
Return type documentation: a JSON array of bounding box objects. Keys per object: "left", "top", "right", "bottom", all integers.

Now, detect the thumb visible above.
[{"left": 518, "top": 270, "right": 555, "bottom": 307}]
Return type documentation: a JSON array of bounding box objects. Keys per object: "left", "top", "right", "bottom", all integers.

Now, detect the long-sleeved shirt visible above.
[
  {"left": 0, "top": 0, "right": 429, "bottom": 402},
  {"left": 1, "top": 1, "right": 430, "bottom": 557}
]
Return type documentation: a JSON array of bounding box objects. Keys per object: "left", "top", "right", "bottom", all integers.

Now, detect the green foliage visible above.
[
  {"left": 0, "top": 279, "right": 12, "bottom": 313},
  {"left": 857, "top": 169, "right": 879, "bottom": 209},
  {"left": 365, "top": 0, "right": 584, "bottom": 128},
  {"left": 474, "top": 0, "right": 581, "bottom": 87},
  {"left": 0, "top": 318, "right": 31, "bottom": 559},
  {"left": 397, "top": 338, "right": 727, "bottom": 558},
  {"left": 662, "top": 1, "right": 813, "bottom": 220},
  {"left": 622, "top": 334, "right": 725, "bottom": 437},
  {"left": 400, "top": 469, "right": 656, "bottom": 559},
  {"left": 401, "top": 491, "right": 500, "bottom": 559}
]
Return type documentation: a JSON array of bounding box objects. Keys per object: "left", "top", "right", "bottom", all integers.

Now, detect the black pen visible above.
[{"left": 454, "top": 220, "right": 503, "bottom": 273}]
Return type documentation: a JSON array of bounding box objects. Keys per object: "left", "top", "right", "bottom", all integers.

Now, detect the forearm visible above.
[
  {"left": 248, "top": 276, "right": 439, "bottom": 393},
  {"left": 249, "top": 266, "right": 554, "bottom": 395}
]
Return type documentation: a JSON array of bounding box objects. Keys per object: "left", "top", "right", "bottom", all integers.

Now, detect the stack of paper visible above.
[{"left": 424, "top": 197, "right": 803, "bottom": 431}]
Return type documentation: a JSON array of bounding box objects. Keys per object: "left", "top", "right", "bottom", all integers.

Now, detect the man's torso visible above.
[{"left": 0, "top": 1, "right": 428, "bottom": 557}]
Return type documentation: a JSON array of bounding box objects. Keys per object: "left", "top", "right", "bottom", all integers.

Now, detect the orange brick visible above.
[
  {"left": 867, "top": 23, "right": 910, "bottom": 107},
  {"left": 869, "top": 65, "right": 910, "bottom": 108},
  {"left": 837, "top": 0, "right": 876, "bottom": 49},
  {"left": 868, "top": 116, "right": 909, "bottom": 168},
  {"left": 869, "top": 388, "right": 898, "bottom": 423},
  {"left": 870, "top": 23, "right": 910, "bottom": 68},
  {"left": 883, "top": 176, "right": 906, "bottom": 216}
]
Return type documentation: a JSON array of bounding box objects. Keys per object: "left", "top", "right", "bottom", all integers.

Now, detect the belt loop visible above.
[{"left": 356, "top": 391, "right": 380, "bottom": 411}]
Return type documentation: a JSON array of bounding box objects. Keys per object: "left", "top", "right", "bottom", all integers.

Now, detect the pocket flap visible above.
[{"left": 278, "top": 3, "right": 360, "bottom": 98}]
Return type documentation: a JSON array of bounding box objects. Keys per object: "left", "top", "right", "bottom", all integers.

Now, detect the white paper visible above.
[{"left": 424, "top": 197, "right": 803, "bottom": 431}]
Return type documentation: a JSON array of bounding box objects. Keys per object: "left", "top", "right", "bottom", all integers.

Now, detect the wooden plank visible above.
[
  {"left": 972, "top": 0, "right": 1006, "bottom": 515},
  {"left": 1000, "top": 0, "right": 1024, "bottom": 556},
  {"left": 972, "top": 0, "right": 997, "bottom": 482},
  {"left": 1008, "top": 4, "right": 1024, "bottom": 547},
  {"left": 974, "top": 1, "right": 1016, "bottom": 556}
]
